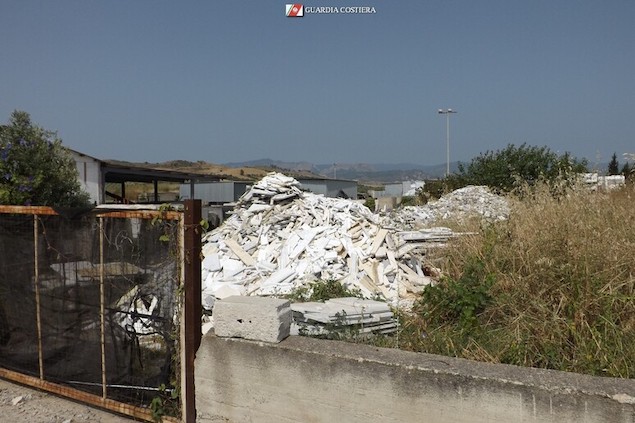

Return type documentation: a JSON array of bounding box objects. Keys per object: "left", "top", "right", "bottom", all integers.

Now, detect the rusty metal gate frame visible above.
[{"left": 0, "top": 200, "right": 202, "bottom": 422}]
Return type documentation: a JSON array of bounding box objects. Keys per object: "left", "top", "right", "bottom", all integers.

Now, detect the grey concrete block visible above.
[{"left": 213, "top": 296, "right": 291, "bottom": 343}]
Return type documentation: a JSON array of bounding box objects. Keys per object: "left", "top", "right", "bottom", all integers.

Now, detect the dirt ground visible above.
[{"left": 0, "top": 377, "right": 137, "bottom": 423}]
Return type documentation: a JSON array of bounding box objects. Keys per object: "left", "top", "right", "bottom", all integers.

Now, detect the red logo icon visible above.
[{"left": 286, "top": 4, "right": 304, "bottom": 17}]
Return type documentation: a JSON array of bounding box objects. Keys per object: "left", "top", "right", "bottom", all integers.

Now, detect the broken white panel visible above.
[
  {"left": 208, "top": 282, "right": 246, "bottom": 299},
  {"left": 202, "top": 253, "right": 222, "bottom": 272},
  {"left": 222, "top": 258, "right": 245, "bottom": 279}
]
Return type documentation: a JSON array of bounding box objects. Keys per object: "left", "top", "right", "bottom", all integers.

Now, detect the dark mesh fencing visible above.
[{"left": 0, "top": 209, "right": 182, "bottom": 418}]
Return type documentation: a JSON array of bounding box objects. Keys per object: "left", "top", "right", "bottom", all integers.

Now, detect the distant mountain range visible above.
[{"left": 223, "top": 159, "right": 461, "bottom": 182}]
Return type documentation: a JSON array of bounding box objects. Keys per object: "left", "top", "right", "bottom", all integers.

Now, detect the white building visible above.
[
  {"left": 69, "top": 149, "right": 219, "bottom": 205},
  {"left": 369, "top": 180, "right": 425, "bottom": 198}
]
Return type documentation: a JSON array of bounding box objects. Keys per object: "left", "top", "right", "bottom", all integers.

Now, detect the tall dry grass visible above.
[{"left": 403, "top": 183, "right": 635, "bottom": 377}]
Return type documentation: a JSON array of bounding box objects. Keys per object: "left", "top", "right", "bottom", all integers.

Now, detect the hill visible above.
[
  {"left": 223, "top": 159, "right": 462, "bottom": 182},
  {"left": 105, "top": 158, "right": 464, "bottom": 184}
]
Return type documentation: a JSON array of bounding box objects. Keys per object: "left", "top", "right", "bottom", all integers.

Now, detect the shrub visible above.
[
  {"left": 417, "top": 256, "right": 495, "bottom": 330},
  {"left": 454, "top": 143, "right": 587, "bottom": 194}
]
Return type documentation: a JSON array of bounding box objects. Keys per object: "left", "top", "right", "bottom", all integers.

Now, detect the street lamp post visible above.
[{"left": 438, "top": 108, "right": 457, "bottom": 177}]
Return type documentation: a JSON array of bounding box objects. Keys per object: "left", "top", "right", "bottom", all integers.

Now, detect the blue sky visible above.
[{"left": 1, "top": 1, "right": 633, "bottom": 167}]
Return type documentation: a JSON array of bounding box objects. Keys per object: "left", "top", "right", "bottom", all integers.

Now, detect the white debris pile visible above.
[
  {"left": 291, "top": 297, "right": 398, "bottom": 336},
  {"left": 201, "top": 173, "right": 442, "bottom": 308},
  {"left": 388, "top": 185, "right": 509, "bottom": 229}
]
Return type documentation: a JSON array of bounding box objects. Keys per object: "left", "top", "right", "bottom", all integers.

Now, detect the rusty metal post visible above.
[
  {"left": 181, "top": 199, "right": 201, "bottom": 422},
  {"left": 99, "top": 217, "right": 107, "bottom": 399},
  {"left": 33, "top": 215, "right": 44, "bottom": 380}
]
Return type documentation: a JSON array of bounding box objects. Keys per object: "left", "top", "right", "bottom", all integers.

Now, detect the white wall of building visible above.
[{"left": 70, "top": 150, "right": 101, "bottom": 204}]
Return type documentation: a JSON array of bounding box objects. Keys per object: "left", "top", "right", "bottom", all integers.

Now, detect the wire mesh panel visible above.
[
  {"left": 0, "top": 208, "right": 182, "bottom": 420},
  {"left": 0, "top": 213, "right": 39, "bottom": 376}
]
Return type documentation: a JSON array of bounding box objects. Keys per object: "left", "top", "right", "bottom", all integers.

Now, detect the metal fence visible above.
[{"left": 0, "top": 205, "right": 194, "bottom": 422}]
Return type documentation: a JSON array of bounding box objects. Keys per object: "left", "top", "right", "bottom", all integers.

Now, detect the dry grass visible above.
[{"left": 394, "top": 183, "right": 635, "bottom": 377}]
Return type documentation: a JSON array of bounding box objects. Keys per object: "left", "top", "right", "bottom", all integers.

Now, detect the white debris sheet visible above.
[
  {"left": 291, "top": 297, "right": 398, "bottom": 336},
  {"left": 201, "top": 173, "right": 445, "bottom": 308}
]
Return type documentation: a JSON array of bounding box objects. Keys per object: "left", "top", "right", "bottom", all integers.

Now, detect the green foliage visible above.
[
  {"left": 417, "top": 257, "right": 495, "bottom": 330},
  {"left": 150, "top": 383, "right": 180, "bottom": 422},
  {"left": 286, "top": 279, "right": 362, "bottom": 303},
  {"left": 608, "top": 152, "right": 619, "bottom": 175},
  {"left": 151, "top": 203, "right": 179, "bottom": 243},
  {"left": 150, "top": 396, "right": 164, "bottom": 422},
  {"left": 399, "top": 196, "right": 416, "bottom": 207},
  {"left": 454, "top": 143, "right": 587, "bottom": 193},
  {"left": 622, "top": 162, "right": 633, "bottom": 181},
  {"left": 420, "top": 178, "right": 465, "bottom": 202},
  {"left": 363, "top": 196, "right": 375, "bottom": 211},
  {"left": 0, "top": 110, "right": 90, "bottom": 207}
]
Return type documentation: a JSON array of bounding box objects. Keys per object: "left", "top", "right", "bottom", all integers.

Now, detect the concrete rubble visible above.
[
  {"left": 291, "top": 297, "right": 398, "bottom": 336},
  {"left": 201, "top": 173, "right": 447, "bottom": 308},
  {"left": 387, "top": 185, "right": 510, "bottom": 230},
  {"left": 200, "top": 174, "right": 510, "bottom": 316}
]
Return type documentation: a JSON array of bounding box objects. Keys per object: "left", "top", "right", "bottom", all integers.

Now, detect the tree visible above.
[
  {"left": 452, "top": 143, "right": 588, "bottom": 193},
  {"left": 0, "top": 110, "right": 90, "bottom": 207},
  {"left": 622, "top": 162, "right": 633, "bottom": 182},
  {"left": 608, "top": 153, "right": 619, "bottom": 175}
]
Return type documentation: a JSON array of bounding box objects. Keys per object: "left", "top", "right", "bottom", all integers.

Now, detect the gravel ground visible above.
[{"left": 0, "top": 377, "right": 138, "bottom": 423}]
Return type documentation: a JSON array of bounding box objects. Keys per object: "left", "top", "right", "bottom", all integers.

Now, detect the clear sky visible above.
[{"left": 1, "top": 1, "right": 634, "bottom": 167}]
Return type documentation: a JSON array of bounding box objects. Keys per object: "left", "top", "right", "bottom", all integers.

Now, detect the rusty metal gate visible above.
[{"left": 0, "top": 201, "right": 202, "bottom": 422}]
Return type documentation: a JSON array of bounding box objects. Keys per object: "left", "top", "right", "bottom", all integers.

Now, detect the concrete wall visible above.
[
  {"left": 376, "top": 196, "right": 401, "bottom": 212},
  {"left": 195, "top": 334, "right": 635, "bottom": 423}
]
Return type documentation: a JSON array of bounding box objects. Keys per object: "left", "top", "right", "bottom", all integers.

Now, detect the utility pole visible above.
[{"left": 438, "top": 109, "right": 457, "bottom": 177}]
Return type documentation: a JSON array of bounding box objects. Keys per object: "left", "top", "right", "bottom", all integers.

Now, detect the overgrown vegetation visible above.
[
  {"left": 286, "top": 279, "right": 362, "bottom": 303},
  {"left": 150, "top": 383, "right": 180, "bottom": 422},
  {"left": 391, "top": 183, "right": 635, "bottom": 378}
]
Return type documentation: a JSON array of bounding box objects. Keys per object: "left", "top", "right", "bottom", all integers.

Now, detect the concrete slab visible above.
[{"left": 213, "top": 295, "right": 291, "bottom": 343}]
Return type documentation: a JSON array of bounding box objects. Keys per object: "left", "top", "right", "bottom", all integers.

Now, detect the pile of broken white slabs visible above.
[
  {"left": 388, "top": 185, "right": 510, "bottom": 230},
  {"left": 291, "top": 297, "right": 398, "bottom": 336},
  {"left": 201, "top": 173, "right": 445, "bottom": 310}
]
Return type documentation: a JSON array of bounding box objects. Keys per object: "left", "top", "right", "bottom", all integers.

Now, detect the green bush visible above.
[
  {"left": 417, "top": 256, "right": 494, "bottom": 330},
  {"left": 454, "top": 143, "right": 587, "bottom": 194}
]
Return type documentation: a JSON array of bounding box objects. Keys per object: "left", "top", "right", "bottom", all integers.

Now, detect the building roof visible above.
[
  {"left": 69, "top": 148, "right": 220, "bottom": 184},
  {"left": 101, "top": 162, "right": 220, "bottom": 184}
]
